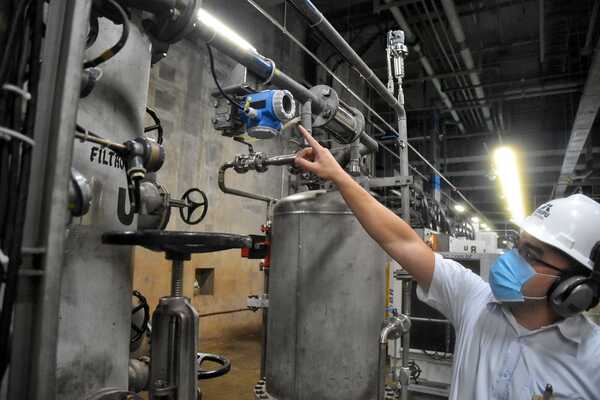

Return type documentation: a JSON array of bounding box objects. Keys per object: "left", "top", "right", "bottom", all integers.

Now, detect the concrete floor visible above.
[
  {"left": 196, "top": 330, "right": 445, "bottom": 400},
  {"left": 199, "top": 331, "right": 263, "bottom": 400}
]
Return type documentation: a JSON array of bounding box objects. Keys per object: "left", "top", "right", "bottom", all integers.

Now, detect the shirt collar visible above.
[{"left": 486, "top": 297, "right": 593, "bottom": 345}]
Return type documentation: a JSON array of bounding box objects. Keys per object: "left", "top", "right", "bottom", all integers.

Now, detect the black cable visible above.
[
  {"left": 86, "top": 13, "right": 100, "bottom": 49},
  {"left": 0, "top": 0, "right": 42, "bottom": 379},
  {"left": 206, "top": 44, "right": 243, "bottom": 111},
  {"left": 83, "top": 0, "right": 129, "bottom": 69}
]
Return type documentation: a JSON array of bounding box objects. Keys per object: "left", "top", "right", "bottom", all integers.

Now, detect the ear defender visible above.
[{"left": 548, "top": 241, "right": 600, "bottom": 318}]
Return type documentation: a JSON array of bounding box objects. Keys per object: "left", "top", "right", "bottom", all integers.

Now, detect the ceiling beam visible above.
[
  {"left": 411, "top": 147, "right": 600, "bottom": 166},
  {"left": 554, "top": 37, "right": 600, "bottom": 197}
]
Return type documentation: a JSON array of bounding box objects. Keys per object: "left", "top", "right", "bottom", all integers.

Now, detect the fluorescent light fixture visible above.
[
  {"left": 197, "top": 9, "right": 256, "bottom": 52},
  {"left": 471, "top": 216, "right": 480, "bottom": 223},
  {"left": 454, "top": 204, "right": 466, "bottom": 213},
  {"left": 493, "top": 146, "right": 526, "bottom": 223},
  {"left": 480, "top": 222, "right": 488, "bottom": 229},
  {"left": 484, "top": 227, "right": 491, "bottom": 232}
]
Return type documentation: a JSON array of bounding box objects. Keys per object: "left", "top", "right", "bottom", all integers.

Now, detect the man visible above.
[{"left": 294, "top": 126, "right": 600, "bottom": 399}]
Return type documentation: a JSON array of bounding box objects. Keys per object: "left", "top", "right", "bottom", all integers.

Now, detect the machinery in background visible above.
[{"left": 387, "top": 229, "right": 501, "bottom": 398}]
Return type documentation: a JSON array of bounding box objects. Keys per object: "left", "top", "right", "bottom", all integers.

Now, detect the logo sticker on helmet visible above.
[{"left": 534, "top": 203, "right": 553, "bottom": 218}]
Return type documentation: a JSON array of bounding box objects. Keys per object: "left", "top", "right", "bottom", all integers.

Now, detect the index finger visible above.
[{"left": 297, "top": 125, "right": 322, "bottom": 150}]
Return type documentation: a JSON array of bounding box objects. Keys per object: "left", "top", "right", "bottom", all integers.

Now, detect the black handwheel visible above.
[
  {"left": 180, "top": 188, "right": 208, "bottom": 225},
  {"left": 196, "top": 353, "right": 231, "bottom": 380},
  {"left": 130, "top": 290, "right": 150, "bottom": 349}
]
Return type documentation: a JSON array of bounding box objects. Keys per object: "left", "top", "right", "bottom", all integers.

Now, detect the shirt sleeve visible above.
[{"left": 416, "top": 253, "right": 490, "bottom": 328}]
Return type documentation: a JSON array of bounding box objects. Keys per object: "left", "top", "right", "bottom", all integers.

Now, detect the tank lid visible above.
[{"left": 274, "top": 189, "right": 351, "bottom": 215}]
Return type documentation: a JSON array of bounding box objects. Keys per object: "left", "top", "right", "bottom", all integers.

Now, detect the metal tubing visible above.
[
  {"left": 218, "top": 163, "right": 277, "bottom": 203},
  {"left": 301, "top": 100, "right": 312, "bottom": 134},
  {"left": 401, "top": 280, "right": 411, "bottom": 400}
]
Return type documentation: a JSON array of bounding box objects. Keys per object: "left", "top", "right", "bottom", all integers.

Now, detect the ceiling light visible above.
[
  {"left": 471, "top": 216, "right": 480, "bottom": 223},
  {"left": 454, "top": 204, "right": 466, "bottom": 213},
  {"left": 493, "top": 146, "right": 526, "bottom": 223},
  {"left": 197, "top": 9, "right": 257, "bottom": 52},
  {"left": 480, "top": 222, "right": 488, "bottom": 229},
  {"left": 484, "top": 227, "right": 491, "bottom": 231}
]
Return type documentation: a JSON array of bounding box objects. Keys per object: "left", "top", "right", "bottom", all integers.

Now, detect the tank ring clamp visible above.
[{"left": 253, "top": 378, "right": 399, "bottom": 399}]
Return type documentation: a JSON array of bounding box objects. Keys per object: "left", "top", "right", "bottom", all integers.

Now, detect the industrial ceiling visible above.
[{"left": 300, "top": 0, "right": 600, "bottom": 226}]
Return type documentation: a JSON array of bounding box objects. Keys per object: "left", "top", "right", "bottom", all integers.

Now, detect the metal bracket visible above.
[
  {"left": 247, "top": 294, "right": 269, "bottom": 311},
  {"left": 369, "top": 175, "right": 413, "bottom": 189}
]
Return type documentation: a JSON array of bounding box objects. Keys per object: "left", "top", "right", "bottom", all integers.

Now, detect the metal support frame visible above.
[
  {"left": 554, "top": 37, "right": 600, "bottom": 197},
  {"left": 8, "top": 1, "right": 91, "bottom": 399}
]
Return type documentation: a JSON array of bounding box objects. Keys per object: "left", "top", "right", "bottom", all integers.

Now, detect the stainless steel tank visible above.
[
  {"left": 55, "top": 17, "right": 151, "bottom": 399},
  {"left": 263, "top": 189, "right": 386, "bottom": 400}
]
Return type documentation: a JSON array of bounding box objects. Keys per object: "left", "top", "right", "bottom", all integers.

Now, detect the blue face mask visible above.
[{"left": 489, "top": 249, "right": 559, "bottom": 302}]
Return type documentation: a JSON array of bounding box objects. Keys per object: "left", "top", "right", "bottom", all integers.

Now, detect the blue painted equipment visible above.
[{"left": 240, "top": 90, "right": 296, "bottom": 139}]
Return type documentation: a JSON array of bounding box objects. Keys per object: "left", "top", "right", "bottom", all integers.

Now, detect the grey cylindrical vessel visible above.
[
  {"left": 55, "top": 17, "right": 151, "bottom": 400},
  {"left": 266, "top": 190, "right": 386, "bottom": 400}
]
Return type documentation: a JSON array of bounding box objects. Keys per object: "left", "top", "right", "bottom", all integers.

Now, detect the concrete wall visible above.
[{"left": 132, "top": 1, "right": 306, "bottom": 341}]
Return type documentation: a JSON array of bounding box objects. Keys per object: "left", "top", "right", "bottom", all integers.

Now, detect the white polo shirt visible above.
[{"left": 416, "top": 253, "right": 600, "bottom": 399}]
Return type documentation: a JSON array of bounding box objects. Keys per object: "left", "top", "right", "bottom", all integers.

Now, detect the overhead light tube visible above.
[
  {"left": 196, "top": 8, "right": 257, "bottom": 52},
  {"left": 493, "top": 146, "right": 526, "bottom": 223}
]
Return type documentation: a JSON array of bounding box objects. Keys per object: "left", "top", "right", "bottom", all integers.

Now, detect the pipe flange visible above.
[
  {"left": 253, "top": 379, "right": 277, "bottom": 400},
  {"left": 309, "top": 85, "right": 339, "bottom": 128}
]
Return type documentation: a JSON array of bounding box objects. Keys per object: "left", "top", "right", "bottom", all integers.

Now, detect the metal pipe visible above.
[
  {"left": 301, "top": 100, "right": 312, "bottom": 134},
  {"left": 400, "top": 280, "right": 411, "bottom": 400},
  {"left": 377, "top": 315, "right": 411, "bottom": 400},
  {"left": 290, "top": 0, "right": 403, "bottom": 114},
  {"left": 193, "top": 14, "right": 379, "bottom": 150},
  {"left": 440, "top": 0, "right": 495, "bottom": 133},
  {"left": 218, "top": 163, "right": 277, "bottom": 204}
]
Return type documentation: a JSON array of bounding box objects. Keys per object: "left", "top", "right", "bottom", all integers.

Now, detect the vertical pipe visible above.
[
  {"left": 260, "top": 270, "right": 269, "bottom": 378},
  {"left": 301, "top": 100, "right": 312, "bottom": 134},
  {"left": 401, "top": 280, "right": 411, "bottom": 400}
]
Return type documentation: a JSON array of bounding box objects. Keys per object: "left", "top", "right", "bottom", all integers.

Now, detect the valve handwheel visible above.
[
  {"left": 179, "top": 188, "right": 208, "bottom": 225},
  {"left": 197, "top": 353, "right": 231, "bottom": 380},
  {"left": 130, "top": 290, "right": 150, "bottom": 349}
]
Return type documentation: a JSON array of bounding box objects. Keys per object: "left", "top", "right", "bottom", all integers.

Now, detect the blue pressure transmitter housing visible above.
[{"left": 239, "top": 89, "right": 296, "bottom": 139}]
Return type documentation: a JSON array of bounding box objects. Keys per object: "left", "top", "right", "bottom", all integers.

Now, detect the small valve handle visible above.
[{"left": 177, "top": 188, "right": 208, "bottom": 225}]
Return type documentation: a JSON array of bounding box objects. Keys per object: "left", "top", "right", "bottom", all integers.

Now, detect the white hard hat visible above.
[{"left": 518, "top": 194, "right": 600, "bottom": 270}]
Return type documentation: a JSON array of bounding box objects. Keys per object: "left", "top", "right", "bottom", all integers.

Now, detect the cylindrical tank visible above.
[
  {"left": 265, "top": 190, "right": 386, "bottom": 400},
  {"left": 55, "top": 16, "right": 151, "bottom": 399}
]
